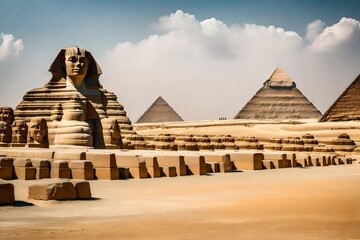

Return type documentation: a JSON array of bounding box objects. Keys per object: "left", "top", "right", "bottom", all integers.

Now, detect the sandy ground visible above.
[{"left": 1, "top": 164, "right": 360, "bottom": 240}]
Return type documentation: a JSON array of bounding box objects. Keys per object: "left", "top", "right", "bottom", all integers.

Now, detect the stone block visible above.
[
  {"left": 183, "top": 155, "right": 207, "bottom": 175},
  {"left": 51, "top": 160, "right": 71, "bottom": 179},
  {"left": 0, "top": 149, "right": 54, "bottom": 159},
  {"left": 116, "top": 155, "right": 147, "bottom": 179},
  {"left": 206, "top": 162, "right": 220, "bottom": 173},
  {"left": 86, "top": 152, "right": 117, "bottom": 168},
  {"left": 0, "top": 167, "right": 12, "bottom": 180},
  {"left": 13, "top": 158, "right": 36, "bottom": 180},
  {"left": 0, "top": 180, "right": 15, "bottom": 205},
  {"left": 229, "top": 153, "right": 264, "bottom": 170},
  {"left": 119, "top": 167, "right": 130, "bottom": 179},
  {"left": 94, "top": 167, "right": 119, "bottom": 180},
  {"left": 72, "top": 181, "right": 91, "bottom": 199},
  {"left": 161, "top": 166, "right": 177, "bottom": 177},
  {"left": 262, "top": 159, "right": 291, "bottom": 169},
  {"left": 69, "top": 160, "right": 94, "bottom": 180},
  {"left": 0, "top": 157, "right": 13, "bottom": 167},
  {"left": 203, "top": 154, "right": 232, "bottom": 173},
  {"left": 53, "top": 151, "right": 86, "bottom": 161},
  {"left": 31, "top": 158, "right": 50, "bottom": 179},
  {"left": 28, "top": 181, "right": 77, "bottom": 200},
  {"left": 155, "top": 155, "right": 187, "bottom": 176},
  {"left": 141, "top": 156, "right": 161, "bottom": 178}
]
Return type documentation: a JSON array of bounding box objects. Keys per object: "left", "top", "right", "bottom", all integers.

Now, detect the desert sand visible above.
[{"left": 1, "top": 163, "right": 359, "bottom": 240}]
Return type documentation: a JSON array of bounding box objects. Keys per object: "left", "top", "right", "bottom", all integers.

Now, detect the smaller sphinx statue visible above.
[
  {"left": 0, "top": 121, "right": 12, "bottom": 147},
  {"left": 0, "top": 107, "right": 14, "bottom": 147},
  {"left": 102, "top": 118, "right": 123, "bottom": 149},
  {"left": 27, "top": 118, "right": 49, "bottom": 148},
  {"left": 53, "top": 94, "right": 93, "bottom": 148},
  {"left": 11, "top": 120, "right": 28, "bottom": 147}
]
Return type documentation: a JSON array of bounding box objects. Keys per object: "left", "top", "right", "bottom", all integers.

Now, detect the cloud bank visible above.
[
  {"left": 102, "top": 10, "right": 360, "bottom": 122},
  {"left": 0, "top": 33, "right": 24, "bottom": 61}
]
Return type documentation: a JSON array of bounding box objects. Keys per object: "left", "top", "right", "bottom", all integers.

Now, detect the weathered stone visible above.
[
  {"left": 72, "top": 181, "right": 91, "bottom": 199},
  {"left": 69, "top": 160, "right": 94, "bottom": 180},
  {"left": 183, "top": 155, "right": 207, "bottom": 175},
  {"left": 155, "top": 155, "right": 187, "bottom": 176},
  {"left": 28, "top": 181, "right": 77, "bottom": 200},
  {"left": 203, "top": 154, "right": 232, "bottom": 173},
  {"left": 229, "top": 153, "right": 264, "bottom": 170},
  {"left": 0, "top": 157, "right": 13, "bottom": 180},
  {"left": 51, "top": 160, "right": 71, "bottom": 179},
  {"left": 13, "top": 158, "right": 36, "bottom": 180},
  {"left": 0, "top": 180, "right": 15, "bottom": 205},
  {"left": 116, "top": 155, "right": 147, "bottom": 179},
  {"left": 140, "top": 156, "right": 161, "bottom": 178}
]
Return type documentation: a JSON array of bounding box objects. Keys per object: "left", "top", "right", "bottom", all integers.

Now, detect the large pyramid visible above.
[
  {"left": 137, "top": 96, "right": 183, "bottom": 123},
  {"left": 234, "top": 67, "right": 322, "bottom": 120},
  {"left": 320, "top": 74, "right": 360, "bottom": 121}
]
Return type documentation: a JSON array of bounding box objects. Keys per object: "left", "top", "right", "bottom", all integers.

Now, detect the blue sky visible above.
[{"left": 1, "top": 0, "right": 360, "bottom": 121}]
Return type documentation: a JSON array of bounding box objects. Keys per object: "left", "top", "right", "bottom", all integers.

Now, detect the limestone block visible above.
[
  {"left": 229, "top": 153, "right": 264, "bottom": 170},
  {"left": 155, "top": 155, "right": 187, "bottom": 176},
  {"left": 72, "top": 181, "right": 91, "bottom": 199},
  {"left": 31, "top": 158, "right": 50, "bottom": 179},
  {"left": 206, "top": 162, "right": 220, "bottom": 173},
  {"left": 94, "top": 168, "right": 119, "bottom": 180},
  {"left": 51, "top": 160, "right": 71, "bottom": 179},
  {"left": 13, "top": 158, "right": 36, "bottom": 180},
  {"left": 86, "top": 153, "right": 117, "bottom": 168},
  {"left": 119, "top": 167, "right": 130, "bottom": 179},
  {"left": 294, "top": 154, "right": 310, "bottom": 167},
  {"left": 183, "top": 156, "right": 207, "bottom": 175},
  {"left": 0, "top": 149, "right": 54, "bottom": 159},
  {"left": 53, "top": 151, "right": 86, "bottom": 161},
  {"left": 69, "top": 160, "right": 94, "bottom": 180},
  {"left": 141, "top": 156, "right": 161, "bottom": 178},
  {"left": 161, "top": 166, "right": 177, "bottom": 177},
  {"left": 0, "top": 157, "right": 13, "bottom": 180},
  {"left": 28, "top": 181, "right": 76, "bottom": 200},
  {"left": 308, "top": 157, "right": 320, "bottom": 167},
  {"left": 115, "top": 155, "right": 147, "bottom": 179},
  {"left": 203, "top": 154, "right": 232, "bottom": 173},
  {"left": 262, "top": 159, "right": 291, "bottom": 169},
  {"left": 0, "top": 180, "right": 15, "bottom": 205}
]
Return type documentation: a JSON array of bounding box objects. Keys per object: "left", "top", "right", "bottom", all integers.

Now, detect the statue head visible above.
[
  {"left": 48, "top": 47, "right": 102, "bottom": 90},
  {"left": 0, "top": 107, "right": 14, "bottom": 125},
  {"left": 28, "top": 118, "right": 48, "bottom": 144},
  {"left": 0, "top": 121, "right": 12, "bottom": 143},
  {"left": 11, "top": 120, "right": 28, "bottom": 143}
]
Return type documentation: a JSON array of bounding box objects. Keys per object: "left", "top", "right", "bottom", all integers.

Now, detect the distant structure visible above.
[
  {"left": 320, "top": 74, "right": 360, "bottom": 121},
  {"left": 137, "top": 96, "right": 183, "bottom": 123},
  {"left": 234, "top": 67, "right": 322, "bottom": 120}
]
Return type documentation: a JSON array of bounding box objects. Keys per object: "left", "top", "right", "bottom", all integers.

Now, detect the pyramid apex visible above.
[{"left": 267, "top": 67, "right": 293, "bottom": 87}]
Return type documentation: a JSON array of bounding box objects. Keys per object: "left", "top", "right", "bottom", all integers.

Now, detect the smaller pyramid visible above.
[
  {"left": 137, "top": 96, "right": 184, "bottom": 123},
  {"left": 234, "top": 67, "right": 322, "bottom": 120},
  {"left": 320, "top": 74, "right": 360, "bottom": 121}
]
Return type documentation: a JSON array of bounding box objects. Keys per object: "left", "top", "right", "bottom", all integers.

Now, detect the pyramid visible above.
[
  {"left": 234, "top": 67, "right": 322, "bottom": 120},
  {"left": 137, "top": 96, "right": 183, "bottom": 123},
  {"left": 320, "top": 74, "right": 360, "bottom": 122}
]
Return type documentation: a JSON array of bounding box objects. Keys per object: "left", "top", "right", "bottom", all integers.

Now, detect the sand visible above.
[{"left": 1, "top": 164, "right": 360, "bottom": 240}]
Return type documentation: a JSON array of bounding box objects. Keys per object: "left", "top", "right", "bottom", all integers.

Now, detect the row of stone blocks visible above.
[{"left": 0, "top": 151, "right": 356, "bottom": 181}]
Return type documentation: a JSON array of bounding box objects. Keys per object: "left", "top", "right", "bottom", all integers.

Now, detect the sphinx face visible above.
[
  {"left": 12, "top": 121, "right": 28, "bottom": 143},
  {"left": 0, "top": 108, "right": 14, "bottom": 125},
  {"left": 65, "top": 54, "right": 89, "bottom": 79},
  {"left": 0, "top": 122, "right": 11, "bottom": 143},
  {"left": 29, "top": 119, "right": 47, "bottom": 143}
]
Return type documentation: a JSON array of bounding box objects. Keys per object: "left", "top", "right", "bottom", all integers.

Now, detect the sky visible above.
[{"left": 1, "top": 0, "right": 360, "bottom": 122}]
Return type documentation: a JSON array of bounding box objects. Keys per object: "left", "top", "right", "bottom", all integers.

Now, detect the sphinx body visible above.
[{"left": 14, "top": 47, "right": 137, "bottom": 149}]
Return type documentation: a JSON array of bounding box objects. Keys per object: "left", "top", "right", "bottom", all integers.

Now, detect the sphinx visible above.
[
  {"left": 0, "top": 107, "right": 15, "bottom": 147},
  {"left": 11, "top": 120, "right": 28, "bottom": 147}
]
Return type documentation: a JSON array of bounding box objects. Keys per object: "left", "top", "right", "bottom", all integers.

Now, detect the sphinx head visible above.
[
  {"left": 0, "top": 121, "right": 12, "bottom": 143},
  {"left": 28, "top": 118, "right": 48, "bottom": 144},
  {"left": 11, "top": 120, "right": 28, "bottom": 143},
  {"left": 0, "top": 107, "right": 14, "bottom": 125}
]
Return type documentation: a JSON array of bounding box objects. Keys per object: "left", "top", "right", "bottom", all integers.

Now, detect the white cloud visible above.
[
  {"left": 102, "top": 11, "right": 360, "bottom": 122},
  {"left": 0, "top": 33, "right": 24, "bottom": 61},
  {"left": 306, "top": 20, "right": 325, "bottom": 41},
  {"left": 310, "top": 17, "right": 360, "bottom": 52}
]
